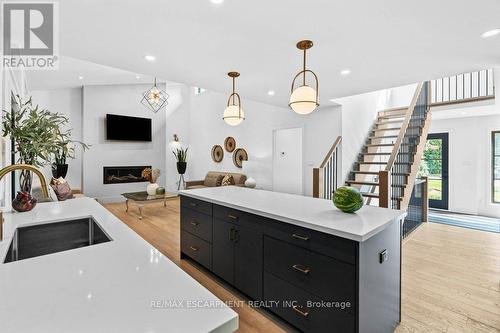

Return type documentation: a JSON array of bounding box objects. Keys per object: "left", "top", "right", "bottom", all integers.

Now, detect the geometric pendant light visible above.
[
  {"left": 141, "top": 77, "right": 169, "bottom": 113},
  {"left": 223, "top": 71, "right": 245, "bottom": 126},
  {"left": 289, "top": 40, "right": 319, "bottom": 115}
]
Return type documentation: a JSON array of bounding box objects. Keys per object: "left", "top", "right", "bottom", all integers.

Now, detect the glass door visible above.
[{"left": 419, "top": 133, "right": 449, "bottom": 210}]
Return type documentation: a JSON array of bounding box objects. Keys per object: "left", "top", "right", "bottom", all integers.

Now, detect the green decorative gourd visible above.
[{"left": 333, "top": 186, "right": 364, "bottom": 213}]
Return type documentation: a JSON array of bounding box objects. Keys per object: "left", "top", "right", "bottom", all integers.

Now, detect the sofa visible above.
[{"left": 186, "top": 171, "right": 246, "bottom": 189}]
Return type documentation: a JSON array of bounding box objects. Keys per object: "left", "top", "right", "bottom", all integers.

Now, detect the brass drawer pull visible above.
[
  {"left": 292, "top": 264, "right": 311, "bottom": 274},
  {"left": 292, "top": 305, "right": 309, "bottom": 317},
  {"left": 292, "top": 233, "right": 310, "bottom": 241},
  {"left": 227, "top": 214, "right": 239, "bottom": 220},
  {"left": 189, "top": 246, "right": 199, "bottom": 252},
  {"left": 190, "top": 221, "right": 200, "bottom": 226}
]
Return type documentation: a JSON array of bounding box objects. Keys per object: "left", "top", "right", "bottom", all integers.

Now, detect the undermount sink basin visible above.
[{"left": 3, "top": 217, "right": 112, "bottom": 263}]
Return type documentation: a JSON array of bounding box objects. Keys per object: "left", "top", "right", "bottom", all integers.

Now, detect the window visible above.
[{"left": 493, "top": 131, "right": 500, "bottom": 203}]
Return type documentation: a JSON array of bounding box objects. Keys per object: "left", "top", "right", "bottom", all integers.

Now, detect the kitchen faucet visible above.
[{"left": 0, "top": 164, "right": 49, "bottom": 241}]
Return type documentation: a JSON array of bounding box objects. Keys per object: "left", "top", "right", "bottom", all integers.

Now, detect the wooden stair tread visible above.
[
  {"left": 346, "top": 180, "right": 378, "bottom": 186},
  {"left": 375, "top": 120, "right": 404, "bottom": 125},
  {"left": 378, "top": 114, "right": 407, "bottom": 119},
  {"left": 366, "top": 142, "right": 412, "bottom": 147},
  {"left": 360, "top": 192, "right": 403, "bottom": 201},
  {"left": 368, "top": 135, "right": 399, "bottom": 139},
  {"left": 350, "top": 170, "right": 410, "bottom": 176},
  {"left": 357, "top": 161, "right": 412, "bottom": 165},
  {"left": 362, "top": 152, "right": 391, "bottom": 156},
  {"left": 350, "top": 171, "right": 379, "bottom": 175}
]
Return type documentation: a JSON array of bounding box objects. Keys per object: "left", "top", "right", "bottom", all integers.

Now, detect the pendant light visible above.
[
  {"left": 141, "top": 78, "right": 169, "bottom": 113},
  {"left": 289, "top": 40, "right": 319, "bottom": 115},
  {"left": 223, "top": 71, "right": 245, "bottom": 126}
]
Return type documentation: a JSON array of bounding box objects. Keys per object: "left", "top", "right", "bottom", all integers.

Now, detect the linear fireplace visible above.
[{"left": 103, "top": 166, "right": 151, "bottom": 184}]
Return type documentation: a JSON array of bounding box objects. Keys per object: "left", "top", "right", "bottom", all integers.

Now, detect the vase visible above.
[
  {"left": 245, "top": 177, "right": 257, "bottom": 188},
  {"left": 177, "top": 162, "right": 187, "bottom": 175},
  {"left": 52, "top": 164, "right": 68, "bottom": 179},
  {"left": 12, "top": 191, "right": 37, "bottom": 212},
  {"left": 147, "top": 183, "right": 159, "bottom": 195}
]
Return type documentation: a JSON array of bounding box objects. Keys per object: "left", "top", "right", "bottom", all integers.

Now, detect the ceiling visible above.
[
  {"left": 51, "top": 0, "right": 500, "bottom": 106},
  {"left": 26, "top": 56, "right": 172, "bottom": 91}
]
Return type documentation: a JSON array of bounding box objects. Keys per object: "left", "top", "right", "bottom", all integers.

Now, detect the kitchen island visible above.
[
  {"left": 0, "top": 197, "right": 237, "bottom": 333},
  {"left": 179, "top": 186, "right": 406, "bottom": 333}
]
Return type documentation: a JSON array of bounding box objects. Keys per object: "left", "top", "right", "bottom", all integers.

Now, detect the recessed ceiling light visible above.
[
  {"left": 210, "top": 0, "right": 224, "bottom": 4},
  {"left": 461, "top": 111, "right": 467, "bottom": 115},
  {"left": 136, "top": 75, "right": 141, "bottom": 79},
  {"left": 340, "top": 69, "right": 351, "bottom": 76},
  {"left": 481, "top": 29, "right": 500, "bottom": 38},
  {"left": 267, "top": 90, "right": 275, "bottom": 96},
  {"left": 78, "top": 76, "right": 84, "bottom": 80},
  {"left": 144, "top": 55, "right": 156, "bottom": 62}
]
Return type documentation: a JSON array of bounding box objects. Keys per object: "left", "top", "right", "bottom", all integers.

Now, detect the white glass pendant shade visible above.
[
  {"left": 223, "top": 105, "right": 245, "bottom": 126},
  {"left": 289, "top": 85, "right": 318, "bottom": 115}
]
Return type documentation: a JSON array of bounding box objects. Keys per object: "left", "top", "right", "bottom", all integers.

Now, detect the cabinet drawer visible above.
[
  {"left": 181, "top": 207, "right": 212, "bottom": 242},
  {"left": 263, "top": 272, "right": 355, "bottom": 333},
  {"left": 213, "top": 204, "right": 264, "bottom": 231},
  {"left": 181, "top": 230, "right": 212, "bottom": 270},
  {"left": 264, "top": 236, "right": 355, "bottom": 308},
  {"left": 181, "top": 196, "right": 212, "bottom": 216},
  {"left": 265, "top": 219, "right": 357, "bottom": 265}
]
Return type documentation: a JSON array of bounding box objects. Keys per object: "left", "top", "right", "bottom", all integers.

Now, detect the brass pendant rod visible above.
[{"left": 303, "top": 49, "right": 307, "bottom": 86}]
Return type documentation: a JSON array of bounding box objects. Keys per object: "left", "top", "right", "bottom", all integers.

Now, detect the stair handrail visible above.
[
  {"left": 385, "top": 82, "right": 424, "bottom": 172},
  {"left": 313, "top": 136, "right": 342, "bottom": 199},
  {"left": 320, "top": 136, "right": 342, "bottom": 168}
]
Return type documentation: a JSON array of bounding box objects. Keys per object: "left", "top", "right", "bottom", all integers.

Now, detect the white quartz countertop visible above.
[
  {"left": 0, "top": 198, "right": 238, "bottom": 333},
  {"left": 180, "top": 187, "right": 406, "bottom": 242}
]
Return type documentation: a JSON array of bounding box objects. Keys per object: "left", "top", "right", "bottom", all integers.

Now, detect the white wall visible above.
[
  {"left": 333, "top": 89, "right": 391, "bottom": 182},
  {"left": 82, "top": 84, "right": 167, "bottom": 202},
  {"left": 429, "top": 115, "right": 500, "bottom": 218},
  {"left": 186, "top": 90, "right": 341, "bottom": 196},
  {"left": 30, "top": 88, "right": 83, "bottom": 188}
]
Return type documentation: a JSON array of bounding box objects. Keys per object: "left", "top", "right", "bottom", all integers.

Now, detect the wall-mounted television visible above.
[{"left": 106, "top": 114, "right": 152, "bottom": 142}]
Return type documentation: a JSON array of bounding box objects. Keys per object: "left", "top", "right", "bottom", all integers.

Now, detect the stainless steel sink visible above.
[{"left": 3, "top": 217, "right": 112, "bottom": 263}]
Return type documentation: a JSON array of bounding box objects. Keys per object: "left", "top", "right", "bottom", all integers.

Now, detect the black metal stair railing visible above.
[
  {"left": 390, "top": 81, "right": 430, "bottom": 209},
  {"left": 313, "top": 136, "right": 342, "bottom": 200}
]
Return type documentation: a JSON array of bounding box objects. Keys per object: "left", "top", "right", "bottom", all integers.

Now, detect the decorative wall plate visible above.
[
  {"left": 211, "top": 145, "right": 224, "bottom": 163},
  {"left": 224, "top": 137, "right": 236, "bottom": 152},
  {"left": 232, "top": 148, "right": 248, "bottom": 168}
]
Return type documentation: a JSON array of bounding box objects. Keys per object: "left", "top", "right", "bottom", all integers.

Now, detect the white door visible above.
[{"left": 273, "top": 127, "right": 303, "bottom": 195}]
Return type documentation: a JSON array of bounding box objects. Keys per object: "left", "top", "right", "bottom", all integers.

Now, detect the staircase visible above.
[{"left": 345, "top": 82, "right": 432, "bottom": 210}]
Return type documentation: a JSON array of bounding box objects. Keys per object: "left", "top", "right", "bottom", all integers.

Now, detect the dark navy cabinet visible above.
[{"left": 180, "top": 195, "right": 401, "bottom": 333}]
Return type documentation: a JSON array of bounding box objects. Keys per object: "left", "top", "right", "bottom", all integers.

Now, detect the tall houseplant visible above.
[
  {"left": 2, "top": 94, "right": 87, "bottom": 192},
  {"left": 173, "top": 147, "right": 188, "bottom": 175}
]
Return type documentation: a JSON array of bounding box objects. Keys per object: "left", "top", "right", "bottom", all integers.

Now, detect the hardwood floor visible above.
[{"left": 104, "top": 199, "right": 500, "bottom": 333}]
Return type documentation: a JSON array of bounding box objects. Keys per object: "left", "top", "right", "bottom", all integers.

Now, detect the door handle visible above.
[
  {"left": 292, "top": 233, "right": 310, "bottom": 241},
  {"left": 227, "top": 214, "right": 239, "bottom": 220},
  {"left": 292, "top": 264, "right": 311, "bottom": 274},
  {"left": 189, "top": 202, "right": 198, "bottom": 207},
  {"left": 189, "top": 246, "right": 199, "bottom": 252},
  {"left": 292, "top": 305, "right": 309, "bottom": 317},
  {"left": 190, "top": 221, "right": 199, "bottom": 226}
]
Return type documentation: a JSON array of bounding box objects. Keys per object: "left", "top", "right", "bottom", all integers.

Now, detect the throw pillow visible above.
[
  {"left": 221, "top": 174, "right": 235, "bottom": 186},
  {"left": 50, "top": 178, "right": 74, "bottom": 201},
  {"left": 215, "top": 174, "right": 225, "bottom": 187}
]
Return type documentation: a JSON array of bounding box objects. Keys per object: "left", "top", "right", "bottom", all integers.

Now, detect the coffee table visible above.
[{"left": 121, "top": 191, "right": 178, "bottom": 220}]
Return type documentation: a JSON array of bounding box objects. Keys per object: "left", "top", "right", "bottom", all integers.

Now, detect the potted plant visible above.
[
  {"left": 52, "top": 135, "right": 89, "bottom": 179},
  {"left": 2, "top": 94, "right": 69, "bottom": 193},
  {"left": 173, "top": 147, "right": 188, "bottom": 174}
]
